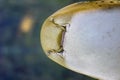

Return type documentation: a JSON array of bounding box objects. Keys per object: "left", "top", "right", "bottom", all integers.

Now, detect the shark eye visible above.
[{"left": 41, "top": 0, "right": 120, "bottom": 80}]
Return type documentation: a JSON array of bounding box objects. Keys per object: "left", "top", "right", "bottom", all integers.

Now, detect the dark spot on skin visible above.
[
  {"left": 101, "top": 1, "right": 104, "bottom": 3},
  {"left": 98, "top": 5, "right": 102, "bottom": 7},
  {"left": 110, "top": 1, "right": 114, "bottom": 3},
  {"left": 95, "top": 2, "right": 98, "bottom": 4}
]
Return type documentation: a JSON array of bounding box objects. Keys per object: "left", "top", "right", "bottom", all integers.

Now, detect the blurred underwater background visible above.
[{"left": 0, "top": 0, "right": 97, "bottom": 80}]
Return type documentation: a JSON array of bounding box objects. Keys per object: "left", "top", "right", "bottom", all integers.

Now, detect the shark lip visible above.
[{"left": 47, "top": 17, "right": 70, "bottom": 57}]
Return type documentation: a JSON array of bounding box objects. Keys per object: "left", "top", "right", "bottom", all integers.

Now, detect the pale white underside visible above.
[{"left": 63, "top": 8, "right": 120, "bottom": 80}]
